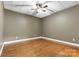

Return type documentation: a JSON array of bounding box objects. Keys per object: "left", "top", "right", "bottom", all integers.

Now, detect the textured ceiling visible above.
[{"left": 3, "top": 1, "right": 79, "bottom": 18}]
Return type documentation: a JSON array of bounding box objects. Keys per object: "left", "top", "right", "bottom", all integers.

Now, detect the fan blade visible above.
[
  {"left": 42, "top": 10, "right": 46, "bottom": 12},
  {"left": 41, "top": 8, "right": 46, "bottom": 12},
  {"left": 32, "top": 10, "right": 38, "bottom": 15},
  {"left": 46, "top": 8, "right": 54, "bottom": 12},
  {"left": 43, "top": 5, "right": 48, "bottom": 8}
]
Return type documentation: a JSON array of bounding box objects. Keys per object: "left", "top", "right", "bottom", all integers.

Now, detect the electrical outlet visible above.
[
  {"left": 73, "top": 38, "right": 76, "bottom": 41},
  {"left": 16, "top": 36, "right": 18, "bottom": 39}
]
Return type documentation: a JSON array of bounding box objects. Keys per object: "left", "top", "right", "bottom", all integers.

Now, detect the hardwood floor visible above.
[{"left": 1, "top": 39, "right": 79, "bottom": 57}]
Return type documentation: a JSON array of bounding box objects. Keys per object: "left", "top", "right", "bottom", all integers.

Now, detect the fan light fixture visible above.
[{"left": 12, "top": 1, "right": 54, "bottom": 15}]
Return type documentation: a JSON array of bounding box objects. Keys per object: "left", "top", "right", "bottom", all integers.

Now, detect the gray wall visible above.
[
  {"left": 4, "top": 5, "right": 79, "bottom": 43},
  {"left": 42, "top": 5, "right": 79, "bottom": 43},
  {"left": 0, "top": 2, "right": 4, "bottom": 51},
  {"left": 4, "top": 9, "right": 41, "bottom": 42}
]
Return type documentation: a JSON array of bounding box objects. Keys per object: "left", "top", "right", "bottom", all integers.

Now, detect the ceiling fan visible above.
[{"left": 12, "top": 1, "right": 54, "bottom": 15}]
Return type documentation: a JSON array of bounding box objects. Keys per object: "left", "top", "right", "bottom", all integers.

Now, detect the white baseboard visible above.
[
  {"left": 4, "top": 37, "right": 42, "bottom": 45},
  {"left": 1, "top": 37, "right": 43, "bottom": 56},
  {"left": 0, "top": 43, "right": 4, "bottom": 56},
  {"left": 41, "top": 37, "right": 79, "bottom": 47},
  {"left": 4, "top": 36, "right": 79, "bottom": 47}
]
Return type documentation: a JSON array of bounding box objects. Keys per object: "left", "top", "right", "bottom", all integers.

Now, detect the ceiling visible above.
[{"left": 3, "top": 1, "right": 79, "bottom": 18}]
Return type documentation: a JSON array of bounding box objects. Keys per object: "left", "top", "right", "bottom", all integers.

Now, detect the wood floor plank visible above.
[{"left": 1, "top": 39, "right": 79, "bottom": 57}]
